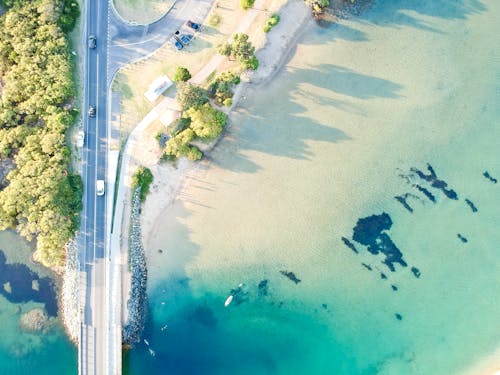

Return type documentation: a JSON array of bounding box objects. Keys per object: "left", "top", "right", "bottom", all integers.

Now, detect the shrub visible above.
[
  {"left": 244, "top": 55, "right": 259, "bottom": 70},
  {"left": 223, "top": 98, "right": 232, "bottom": 107},
  {"left": 240, "top": 0, "right": 254, "bottom": 9},
  {"left": 173, "top": 66, "right": 191, "bottom": 82},
  {"left": 131, "top": 167, "right": 154, "bottom": 203},
  {"left": 263, "top": 14, "right": 280, "bottom": 33},
  {"left": 208, "top": 13, "right": 221, "bottom": 27}
]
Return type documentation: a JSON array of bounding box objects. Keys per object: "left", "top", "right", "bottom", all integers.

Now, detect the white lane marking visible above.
[{"left": 109, "top": 34, "right": 160, "bottom": 47}]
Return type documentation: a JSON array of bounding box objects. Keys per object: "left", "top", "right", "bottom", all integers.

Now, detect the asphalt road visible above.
[{"left": 80, "top": 0, "right": 109, "bottom": 372}]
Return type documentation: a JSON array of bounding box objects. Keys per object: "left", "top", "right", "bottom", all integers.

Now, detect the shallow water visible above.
[
  {"left": 127, "top": 0, "right": 500, "bottom": 374},
  {"left": 0, "top": 231, "right": 77, "bottom": 374}
]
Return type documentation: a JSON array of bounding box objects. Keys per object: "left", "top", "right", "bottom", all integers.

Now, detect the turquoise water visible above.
[
  {"left": 0, "top": 231, "right": 77, "bottom": 374},
  {"left": 127, "top": 0, "right": 500, "bottom": 374}
]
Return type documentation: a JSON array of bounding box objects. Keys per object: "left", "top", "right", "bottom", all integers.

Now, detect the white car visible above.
[{"left": 96, "top": 180, "right": 105, "bottom": 196}]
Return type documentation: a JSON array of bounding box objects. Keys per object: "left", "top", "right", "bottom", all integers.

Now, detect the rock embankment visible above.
[
  {"left": 123, "top": 188, "right": 148, "bottom": 344},
  {"left": 60, "top": 240, "right": 80, "bottom": 342}
]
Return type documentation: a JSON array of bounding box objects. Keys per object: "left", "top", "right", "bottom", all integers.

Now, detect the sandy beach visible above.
[{"left": 139, "top": 0, "right": 314, "bottom": 251}]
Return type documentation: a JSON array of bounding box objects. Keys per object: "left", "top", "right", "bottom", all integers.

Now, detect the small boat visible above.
[
  {"left": 224, "top": 295, "right": 233, "bottom": 307},
  {"left": 160, "top": 324, "right": 168, "bottom": 331},
  {"left": 144, "top": 339, "right": 150, "bottom": 346}
]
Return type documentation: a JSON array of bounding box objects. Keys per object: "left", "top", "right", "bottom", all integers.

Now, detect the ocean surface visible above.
[
  {"left": 126, "top": 0, "right": 500, "bottom": 374},
  {"left": 0, "top": 231, "right": 77, "bottom": 374}
]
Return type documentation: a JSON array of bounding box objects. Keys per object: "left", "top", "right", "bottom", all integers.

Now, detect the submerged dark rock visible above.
[
  {"left": 341, "top": 237, "right": 359, "bottom": 254},
  {"left": 191, "top": 306, "right": 218, "bottom": 327},
  {"left": 395, "top": 313, "right": 403, "bottom": 321},
  {"left": 415, "top": 184, "right": 436, "bottom": 203},
  {"left": 322, "top": 303, "right": 328, "bottom": 310},
  {"left": 483, "top": 171, "right": 497, "bottom": 184},
  {"left": 279, "top": 271, "right": 301, "bottom": 284},
  {"left": 457, "top": 233, "right": 468, "bottom": 243},
  {"left": 380, "top": 272, "right": 387, "bottom": 280},
  {"left": 361, "top": 263, "right": 372, "bottom": 271},
  {"left": 351, "top": 213, "right": 407, "bottom": 272},
  {"left": 391, "top": 284, "right": 398, "bottom": 291},
  {"left": 411, "top": 267, "right": 421, "bottom": 278},
  {"left": 411, "top": 164, "right": 458, "bottom": 200},
  {"left": 465, "top": 199, "right": 478, "bottom": 213},
  {"left": 0, "top": 250, "right": 58, "bottom": 317},
  {"left": 394, "top": 195, "right": 413, "bottom": 213},
  {"left": 258, "top": 279, "right": 269, "bottom": 296}
]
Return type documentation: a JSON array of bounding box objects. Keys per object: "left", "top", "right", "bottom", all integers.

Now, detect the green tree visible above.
[
  {"left": 185, "top": 103, "right": 227, "bottom": 140},
  {"left": 175, "top": 82, "right": 209, "bottom": 110},
  {"left": 173, "top": 66, "right": 191, "bottom": 82}
]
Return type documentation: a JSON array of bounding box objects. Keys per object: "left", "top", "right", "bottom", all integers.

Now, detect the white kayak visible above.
[{"left": 224, "top": 295, "right": 233, "bottom": 307}]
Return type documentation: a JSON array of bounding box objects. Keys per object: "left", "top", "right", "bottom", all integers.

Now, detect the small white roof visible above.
[{"left": 144, "top": 75, "right": 173, "bottom": 103}]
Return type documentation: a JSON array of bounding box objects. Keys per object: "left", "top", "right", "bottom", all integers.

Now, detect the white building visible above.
[{"left": 144, "top": 75, "right": 173, "bottom": 103}]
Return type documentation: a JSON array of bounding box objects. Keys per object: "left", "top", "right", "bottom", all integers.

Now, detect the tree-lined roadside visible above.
[{"left": 0, "top": 0, "right": 81, "bottom": 268}]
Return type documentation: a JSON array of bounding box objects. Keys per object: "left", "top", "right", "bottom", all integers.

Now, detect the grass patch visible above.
[
  {"left": 113, "top": 0, "right": 174, "bottom": 24},
  {"left": 208, "top": 12, "right": 222, "bottom": 27}
]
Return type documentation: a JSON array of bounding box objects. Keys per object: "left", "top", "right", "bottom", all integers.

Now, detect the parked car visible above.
[
  {"left": 180, "top": 34, "right": 193, "bottom": 46},
  {"left": 88, "top": 106, "right": 96, "bottom": 117},
  {"left": 170, "top": 36, "right": 183, "bottom": 50},
  {"left": 186, "top": 20, "right": 200, "bottom": 30},
  {"left": 88, "top": 35, "right": 96, "bottom": 49}
]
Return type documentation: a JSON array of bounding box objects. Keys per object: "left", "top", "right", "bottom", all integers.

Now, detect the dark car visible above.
[
  {"left": 180, "top": 34, "right": 193, "bottom": 46},
  {"left": 88, "top": 35, "right": 96, "bottom": 49},
  {"left": 88, "top": 106, "right": 96, "bottom": 117},
  {"left": 186, "top": 20, "right": 200, "bottom": 30},
  {"left": 170, "top": 36, "right": 183, "bottom": 50}
]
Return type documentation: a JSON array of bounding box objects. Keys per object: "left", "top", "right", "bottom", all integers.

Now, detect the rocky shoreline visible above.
[
  {"left": 123, "top": 188, "right": 148, "bottom": 345},
  {"left": 60, "top": 240, "right": 80, "bottom": 343}
]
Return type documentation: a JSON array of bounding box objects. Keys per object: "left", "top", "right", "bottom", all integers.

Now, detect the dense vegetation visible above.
[
  {"left": 131, "top": 167, "right": 153, "bottom": 203},
  {"left": 162, "top": 83, "right": 227, "bottom": 161},
  {"left": 218, "top": 33, "right": 259, "bottom": 71},
  {"left": 263, "top": 14, "right": 280, "bottom": 33},
  {"left": 0, "top": 0, "right": 81, "bottom": 267},
  {"left": 305, "top": 0, "right": 329, "bottom": 15},
  {"left": 207, "top": 71, "right": 240, "bottom": 106}
]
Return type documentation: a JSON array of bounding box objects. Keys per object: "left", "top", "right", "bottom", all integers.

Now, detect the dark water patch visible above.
[
  {"left": 411, "top": 164, "right": 458, "bottom": 200},
  {"left": 411, "top": 267, "right": 421, "bottom": 278},
  {"left": 0, "top": 249, "right": 58, "bottom": 317},
  {"left": 465, "top": 198, "right": 478, "bottom": 213},
  {"left": 395, "top": 313, "right": 402, "bottom": 321},
  {"left": 380, "top": 272, "right": 387, "bottom": 280},
  {"left": 457, "top": 233, "right": 468, "bottom": 243},
  {"left": 394, "top": 195, "right": 413, "bottom": 212},
  {"left": 190, "top": 305, "right": 218, "bottom": 328},
  {"left": 258, "top": 279, "right": 269, "bottom": 296},
  {"left": 391, "top": 285, "right": 398, "bottom": 291},
  {"left": 415, "top": 184, "right": 436, "bottom": 203},
  {"left": 351, "top": 213, "right": 408, "bottom": 272},
  {"left": 322, "top": 303, "right": 328, "bottom": 310},
  {"left": 483, "top": 171, "right": 497, "bottom": 184},
  {"left": 279, "top": 270, "right": 301, "bottom": 284},
  {"left": 361, "top": 262, "right": 372, "bottom": 271},
  {"left": 341, "top": 236, "right": 359, "bottom": 254}
]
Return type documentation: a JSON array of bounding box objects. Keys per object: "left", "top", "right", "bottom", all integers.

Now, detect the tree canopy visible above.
[{"left": 0, "top": 0, "right": 81, "bottom": 268}]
